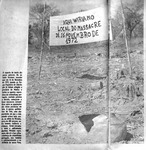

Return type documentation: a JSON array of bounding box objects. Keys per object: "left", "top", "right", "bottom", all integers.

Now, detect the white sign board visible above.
[{"left": 49, "top": 7, "right": 108, "bottom": 46}]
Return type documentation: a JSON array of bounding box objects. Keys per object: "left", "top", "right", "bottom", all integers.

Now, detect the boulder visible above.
[
  {"left": 67, "top": 114, "right": 127, "bottom": 143},
  {"left": 109, "top": 113, "right": 127, "bottom": 143},
  {"left": 90, "top": 81, "right": 103, "bottom": 91}
]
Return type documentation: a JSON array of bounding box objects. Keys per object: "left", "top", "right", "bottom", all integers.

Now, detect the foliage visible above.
[
  {"left": 112, "top": 0, "right": 143, "bottom": 40},
  {"left": 124, "top": 1, "right": 143, "bottom": 39},
  {"left": 29, "top": 3, "right": 60, "bottom": 47}
]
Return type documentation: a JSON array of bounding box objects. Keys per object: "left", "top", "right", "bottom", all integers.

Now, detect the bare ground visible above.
[{"left": 26, "top": 39, "right": 144, "bottom": 144}]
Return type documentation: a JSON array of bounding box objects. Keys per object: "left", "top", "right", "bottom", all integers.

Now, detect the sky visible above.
[
  {"left": 30, "top": 0, "right": 107, "bottom": 15},
  {"left": 30, "top": 0, "right": 136, "bottom": 18}
]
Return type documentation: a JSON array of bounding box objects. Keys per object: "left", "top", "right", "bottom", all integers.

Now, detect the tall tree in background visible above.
[
  {"left": 111, "top": 0, "right": 143, "bottom": 77},
  {"left": 124, "top": 0, "right": 143, "bottom": 39},
  {"left": 29, "top": 3, "right": 60, "bottom": 47},
  {"left": 112, "top": 0, "right": 143, "bottom": 40}
]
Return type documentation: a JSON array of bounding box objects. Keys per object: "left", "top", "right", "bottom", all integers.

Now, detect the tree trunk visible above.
[{"left": 120, "top": 0, "right": 132, "bottom": 77}]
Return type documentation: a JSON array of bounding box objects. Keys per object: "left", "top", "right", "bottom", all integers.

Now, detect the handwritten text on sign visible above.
[{"left": 49, "top": 7, "right": 108, "bottom": 46}]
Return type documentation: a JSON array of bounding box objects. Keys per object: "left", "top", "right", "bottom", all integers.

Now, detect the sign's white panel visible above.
[{"left": 49, "top": 7, "right": 108, "bottom": 46}]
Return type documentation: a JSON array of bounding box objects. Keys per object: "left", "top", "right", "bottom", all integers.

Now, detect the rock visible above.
[
  {"left": 86, "top": 114, "right": 107, "bottom": 143},
  {"left": 90, "top": 82, "right": 103, "bottom": 91},
  {"left": 110, "top": 113, "right": 127, "bottom": 143},
  {"left": 69, "top": 122, "right": 88, "bottom": 141},
  {"left": 67, "top": 114, "right": 127, "bottom": 143}
]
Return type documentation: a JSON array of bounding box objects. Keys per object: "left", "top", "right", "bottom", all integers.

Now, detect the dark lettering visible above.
[
  {"left": 56, "top": 33, "right": 59, "bottom": 38},
  {"left": 92, "top": 30, "right": 99, "bottom": 37}
]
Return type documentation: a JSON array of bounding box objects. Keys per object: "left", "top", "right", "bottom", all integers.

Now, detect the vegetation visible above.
[
  {"left": 112, "top": 0, "right": 143, "bottom": 40},
  {"left": 29, "top": 3, "right": 60, "bottom": 47},
  {"left": 27, "top": 0, "right": 144, "bottom": 144}
]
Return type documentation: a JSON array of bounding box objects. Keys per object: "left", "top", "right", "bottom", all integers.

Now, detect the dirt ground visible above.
[{"left": 26, "top": 38, "right": 144, "bottom": 144}]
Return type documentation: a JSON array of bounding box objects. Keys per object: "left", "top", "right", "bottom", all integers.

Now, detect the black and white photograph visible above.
[
  {"left": 26, "top": 0, "right": 144, "bottom": 144},
  {"left": 0, "top": 0, "right": 144, "bottom": 149}
]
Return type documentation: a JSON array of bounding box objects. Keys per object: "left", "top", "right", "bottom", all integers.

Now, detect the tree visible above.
[
  {"left": 29, "top": 3, "right": 60, "bottom": 47},
  {"left": 112, "top": 0, "right": 143, "bottom": 40},
  {"left": 123, "top": 0, "right": 143, "bottom": 39},
  {"left": 111, "top": 0, "right": 143, "bottom": 77}
]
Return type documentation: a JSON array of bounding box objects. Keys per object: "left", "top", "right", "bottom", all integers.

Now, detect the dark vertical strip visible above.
[{"left": 107, "top": 0, "right": 111, "bottom": 148}]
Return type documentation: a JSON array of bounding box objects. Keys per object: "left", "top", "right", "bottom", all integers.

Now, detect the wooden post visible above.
[
  {"left": 107, "top": 0, "right": 111, "bottom": 148},
  {"left": 38, "top": 0, "right": 46, "bottom": 80}
]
